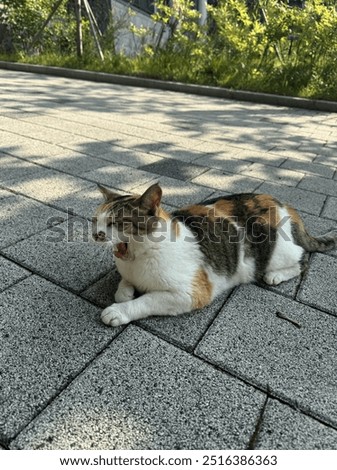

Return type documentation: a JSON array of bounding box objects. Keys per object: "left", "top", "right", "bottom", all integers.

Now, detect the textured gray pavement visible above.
[{"left": 0, "top": 70, "right": 337, "bottom": 450}]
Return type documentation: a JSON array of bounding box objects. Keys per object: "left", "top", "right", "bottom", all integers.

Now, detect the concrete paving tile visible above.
[
  {"left": 267, "top": 147, "right": 316, "bottom": 162},
  {"left": 0, "top": 193, "right": 66, "bottom": 249},
  {"left": 299, "top": 211, "right": 336, "bottom": 234},
  {"left": 240, "top": 163, "right": 304, "bottom": 187},
  {"left": 195, "top": 284, "right": 337, "bottom": 427},
  {"left": 192, "top": 169, "right": 262, "bottom": 193},
  {"left": 134, "top": 176, "right": 214, "bottom": 207},
  {"left": 28, "top": 152, "right": 111, "bottom": 176},
  {"left": 280, "top": 159, "right": 334, "bottom": 179},
  {"left": 2, "top": 219, "right": 112, "bottom": 292},
  {"left": 235, "top": 150, "right": 286, "bottom": 167},
  {"left": 0, "top": 154, "right": 43, "bottom": 183},
  {"left": 51, "top": 185, "right": 128, "bottom": 221},
  {"left": 255, "top": 399, "right": 337, "bottom": 450},
  {"left": 314, "top": 151, "right": 337, "bottom": 167},
  {"left": 116, "top": 136, "right": 168, "bottom": 155},
  {"left": 148, "top": 144, "right": 207, "bottom": 163},
  {"left": 140, "top": 158, "right": 206, "bottom": 181},
  {"left": 193, "top": 141, "right": 244, "bottom": 155},
  {"left": 193, "top": 153, "right": 253, "bottom": 173},
  {"left": 297, "top": 254, "right": 337, "bottom": 316},
  {"left": 256, "top": 182, "right": 326, "bottom": 216},
  {"left": 0, "top": 275, "right": 119, "bottom": 441},
  {"left": 137, "top": 292, "right": 229, "bottom": 352},
  {"left": 1, "top": 139, "right": 63, "bottom": 159},
  {"left": 322, "top": 197, "right": 337, "bottom": 221},
  {"left": 11, "top": 325, "right": 265, "bottom": 450},
  {"left": 2, "top": 166, "right": 93, "bottom": 204},
  {"left": 298, "top": 175, "right": 337, "bottom": 196},
  {"left": 96, "top": 148, "right": 163, "bottom": 168},
  {"left": 257, "top": 275, "right": 300, "bottom": 299},
  {"left": 0, "top": 256, "right": 31, "bottom": 292},
  {"left": 81, "top": 266, "right": 121, "bottom": 308},
  {"left": 80, "top": 165, "right": 158, "bottom": 192}
]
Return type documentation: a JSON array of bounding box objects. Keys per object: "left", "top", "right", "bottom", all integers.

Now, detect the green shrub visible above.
[{"left": 1, "top": 0, "right": 337, "bottom": 100}]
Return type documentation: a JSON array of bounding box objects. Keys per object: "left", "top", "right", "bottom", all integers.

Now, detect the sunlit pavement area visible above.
[{"left": 0, "top": 69, "right": 337, "bottom": 450}]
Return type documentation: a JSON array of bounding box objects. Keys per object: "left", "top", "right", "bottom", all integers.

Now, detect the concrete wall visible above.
[{"left": 111, "top": 0, "right": 169, "bottom": 55}]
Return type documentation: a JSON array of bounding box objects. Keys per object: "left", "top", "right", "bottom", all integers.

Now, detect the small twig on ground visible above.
[{"left": 276, "top": 311, "right": 302, "bottom": 329}]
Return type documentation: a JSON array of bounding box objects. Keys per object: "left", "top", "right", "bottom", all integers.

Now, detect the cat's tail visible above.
[
  {"left": 297, "top": 229, "right": 337, "bottom": 253},
  {"left": 286, "top": 204, "right": 337, "bottom": 253}
]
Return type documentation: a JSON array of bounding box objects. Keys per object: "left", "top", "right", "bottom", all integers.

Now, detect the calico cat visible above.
[{"left": 93, "top": 183, "right": 336, "bottom": 327}]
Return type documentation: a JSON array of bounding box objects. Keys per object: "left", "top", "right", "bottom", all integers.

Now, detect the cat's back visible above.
[{"left": 172, "top": 192, "right": 284, "bottom": 229}]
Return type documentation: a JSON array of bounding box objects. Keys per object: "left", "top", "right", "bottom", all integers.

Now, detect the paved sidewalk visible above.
[{"left": 0, "top": 69, "right": 337, "bottom": 450}]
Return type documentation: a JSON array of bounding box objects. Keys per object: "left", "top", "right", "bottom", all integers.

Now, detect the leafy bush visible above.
[
  {"left": 1, "top": 0, "right": 337, "bottom": 100},
  {"left": 0, "top": 0, "right": 77, "bottom": 54}
]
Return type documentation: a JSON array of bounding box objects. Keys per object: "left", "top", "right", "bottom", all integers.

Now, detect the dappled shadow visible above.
[{"left": 1, "top": 69, "right": 337, "bottom": 449}]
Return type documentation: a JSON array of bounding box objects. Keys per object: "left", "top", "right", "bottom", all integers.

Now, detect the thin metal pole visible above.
[
  {"left": 83, "top": 0, "right": 104, "bottom": 61},
  {"left": 84, "top": 0, "right": 103, "bottom": 36},
  {"left": 75, "top": 0, "right": 83, "bottom": 58}
]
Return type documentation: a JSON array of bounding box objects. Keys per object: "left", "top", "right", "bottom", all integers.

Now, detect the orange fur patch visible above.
[
  {"left": 191, "top": 268, "right": 213, "bottom": 309},
  {"left": 157, "top": 207, "right": 170, "bottom": 221},
  {"left": 285, "top": 204, "right": 305, "bottom": 230},
  {"left": 213, "top": 200, "right": 235, "bottom": 218},
  {"left": 172, "top": 218, "right": 180, "bottom": 238},
  {"left": 182, "top": 205, "right": 210, "bottom": 217},
  {"left": 96, "top": 202, "right": 113, "bottom": 215}
]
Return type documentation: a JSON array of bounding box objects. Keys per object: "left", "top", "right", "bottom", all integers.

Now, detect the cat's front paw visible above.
[
  {"left": 101, "top": 304, "right": 130, "bottom": 327},
  {"left": 114, "top": 286, "right": 135, "bottom": 303}
]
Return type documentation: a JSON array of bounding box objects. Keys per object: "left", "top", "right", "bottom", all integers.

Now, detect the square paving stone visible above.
[
  {"left": 2, "top": 218, "right": 113, "bottom": 293},
  {"left": 257, "top": 275, "right": 300, "bottom": 299},
  {"left": 28, "top": 151, "right": 111, "bottom": 176},
  {"left": 2, "top": 166, "right": 93, "bottom": 204},
  {"left": 297, "top": 254, "right": 337, "bottom": 316},
  {"left": 256, "top": 182, "right": 326, "bottom": 216},
  {"left": 0, "top": 256, "right": 31, "bottom": 292},
  {"left": 0, "top": 154, "right": 44, "bottom": 183},
  {"left": 240, "top": 163, "right": 304, "bottom": 187},
  {"left": 148, "top": 144, "right": 206, "bottom": 163},
  {"left": 80, "top": 165, "right": 158, "bottom": 192},
  {"left": 140, "top": 158, "right": 206, "bottom": 181},
  {"left": 0, "top": 275, "right": 120, "bottom": 442},
  {"left": 11, "top": 325, "right": 265, "bottom": 450},
  {"left": 97, "top": 148, "right": 163, "bottom": 168},
  {"left": 194, "top": 153, "right": 253, "bottom": 174},
  {"left": 322, "top": 197, "right": 337, "bottom": 221},
  {"left": 255, "top": 399, "right": 337, "bottom": 450},
  {"left": 137, "top": 292, "right": 229, "bottom": 352},
  {"left": 0, "top": 192, "right": 67, "bottom": 249},
  {"left": 298, "top": 175, "right": 337, "bottom": 197},
  {"left": 81, "top": 266, "right": 121, "bottom": 308},
  {"left": 280, "top": 159, "right": 335, "bottom": 179},
  {"left": 134, "top": 176, "right": 214, "bottom": 207},
  {"left": 298, "top": 212, "right": 337, "bottom": 258},
  {"left": 195, "top": 284, "right": 337, "bottom": 428},
  {"left": 51, "top": 185, "right": 128, "bottom": 221},
  {"left": 192, "top": 169, "right": 262, "bottom": 193}
]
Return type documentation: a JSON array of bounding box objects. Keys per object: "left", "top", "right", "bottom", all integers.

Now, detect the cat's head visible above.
[{"left": 92, "top": 183, "right": 163, "bottom": 256}]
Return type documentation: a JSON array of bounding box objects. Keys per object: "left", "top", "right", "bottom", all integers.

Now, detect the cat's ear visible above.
[
  {"left": 139, "top": 183, "right": 162, "bottom": 211},
  {"left": 97, "top": 184, "right": 117, "bottom": 202}
]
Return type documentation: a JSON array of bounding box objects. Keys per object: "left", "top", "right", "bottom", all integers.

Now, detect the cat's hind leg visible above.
[
  {"left": 114, "top": 278, "right": 135, "bottom": 303},
  {"left": 263, "top": 265, "right": 301, "bottom": 286}
]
